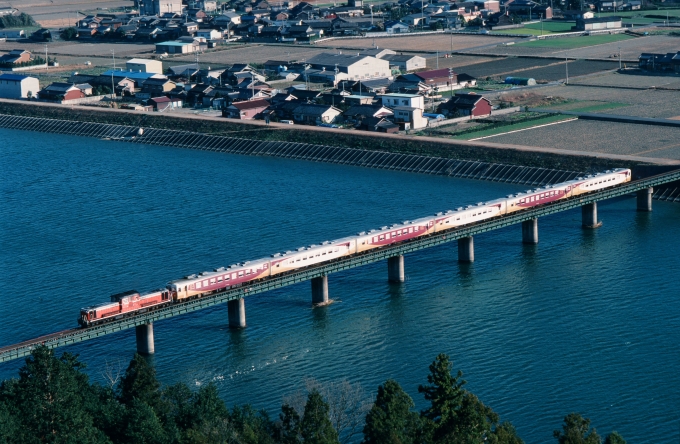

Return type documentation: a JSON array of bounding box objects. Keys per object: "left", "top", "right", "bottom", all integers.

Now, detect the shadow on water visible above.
[
  {"left": 311, "top": 304, "right": 329, "bottom": 330},
  {"left": 634, "top": 210, "right": 653, "bottom": 231},
  {"left": 456, "top": 261, "right": 475, "bottom": 286},
  {"left": 226, "top": 327, "right": 249, "bottom": 360}
]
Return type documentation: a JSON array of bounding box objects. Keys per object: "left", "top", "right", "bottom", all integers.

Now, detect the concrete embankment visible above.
[{"left": 0, "top": 99, "right": 678, "bottom": 174}]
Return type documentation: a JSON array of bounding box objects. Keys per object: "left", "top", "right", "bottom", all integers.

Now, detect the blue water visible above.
[{"left": 1, "top": 128, "right": 679, "bottom": 443}]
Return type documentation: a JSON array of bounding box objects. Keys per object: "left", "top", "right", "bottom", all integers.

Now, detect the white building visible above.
[
  {"left": 197, "top": 29, "right": 223, "bottom": 40},
  {"left": 306, "top": 53, "right": 390, "bottom": 81},
  {"left": 139, "top": 0, "right": 183, "bottom": 15},
  {"left": 378, "top": 93, "right": 425, "bottom": 110},
  {"left": 0, "top": 73, "right": 40, "bottom": 99},
  {"left": 126, "top": 58, "right": 164, "bottom": 74}
]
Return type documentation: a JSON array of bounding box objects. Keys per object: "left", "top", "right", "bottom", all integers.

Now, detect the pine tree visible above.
[
  {"left": 362, "top": 379, "right": 421, "bottom": 444},
  {"left": 417, "top": 353, "right": 466, "bottom": 443},
  {"left": 300, "top": 389, "right": 339, "bottom": 444},
  {"left": 124, "top": 397, "right": 168, "bottom": 444},
  {"left": 553, "top": 413, "right": 602, "bottom": 444},
  {"left": 279, "top": 403, "right": 302, "bottom": 444},
  {"left": 604, "top": 431, "right": 626, "bottom": 444},
  {"left": 7, "top": 346, "right": 108, "bottom": 443},
  {"left": 118, "top": 353, "right": 162, "bottom": 411}
]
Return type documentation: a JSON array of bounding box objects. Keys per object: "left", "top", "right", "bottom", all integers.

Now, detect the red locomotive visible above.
[{"left": 79, "top": 289, "right": 171, "bottom": 327}]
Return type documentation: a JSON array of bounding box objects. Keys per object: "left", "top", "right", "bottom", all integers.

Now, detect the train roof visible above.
[{"left": 80, "top": 301, "right": 119, "bottom": 311}]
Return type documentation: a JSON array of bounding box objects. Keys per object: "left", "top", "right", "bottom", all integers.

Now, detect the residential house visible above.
[
  {"left": 224, "top": 98, "right": 271, "bottom": 119},
  {"left": 199, "top": 0, "right": 218, "bottom": 12},
  {"left": 382, "top": 54, "right": 426, "bottom": 72},
  {"left": 126, "top": 58, "right": 164, "bottom": 74},
  {"left": 344, "top": 94, "right": 375, "bottom": 106},
  {"left": 343, "top": 104, "right": 393, "bottom": 126},
  {"left": 150, "top": 96, "right": 183, "bottom": 111},
  {"left": 391, "top": 106, "right": 427, "bottom": 129},
  {"left": 292, "top": 103, "right": 342, "bottom": 124},
  {"left": 0, "top": 73, "right": 40, "bottom": 99},
  {"left": 0, "top": 29, "right": 26, "bottom": 39},
  {"left": 38, "top": 83, "right": 85, "bottom": 101},
  {"left": 383, "top": 20, "right": 410, "bottom": 33},
  {"left": 141, "top": 78, "right": 177, "bottom": 96},
  {"left": 561, "top": 9, "right": 594, "bottom": 19},
  {"left": 0, "top": 49, "right": 32, "bottom": 65},
  {"left": 197, "top": 29, "right": 223, "bottom": 40},
  {"left": 140, "top": 0, "right": 183, "bottom": 15},
  {"left": 359, "top": 48, "right": 397, "bottom": 59},
  {"left": 182, "top": 22, "right": 200, "bottom": 35},
  {"left": 379, "top": 93, "right": 424, "bottom": 110},
  {"left": 413, "top": 68, "right": 458, "bottom": 89},
  {"left": 75, "top": 83, "right": 94, "bottom": 95},
  {"left": 437, "top": 92, "right": 491, "bottom": 118}
]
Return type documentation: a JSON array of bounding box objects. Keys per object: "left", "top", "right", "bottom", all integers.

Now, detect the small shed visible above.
[
  {"left": 505, "top": 77, "right": 536, "bottom": 86},
  {"left": 437, "top": 92, "right": 492, "bottom": 118}
]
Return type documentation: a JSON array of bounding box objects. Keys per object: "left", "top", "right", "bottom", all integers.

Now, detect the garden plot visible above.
[
  {"left": 425, "top": 55, "right": 498, "bottom": 69},
  {"left": 570, "top": 71, "right": 680, "bottom": 89},
  {"left": 478, "top": 118, "right": 680, "bottom": 160},
  {"left": 170, "top": 45, "right": 330, "bottom": 66},
  {"left": 443, "top": 57, "right": 559, "bottom": 79},
  {"left": 516, "top": 60, "right": 619, "bottom": 82}
]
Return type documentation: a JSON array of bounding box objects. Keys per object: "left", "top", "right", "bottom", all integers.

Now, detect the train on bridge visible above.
[{"left": 79, "top": 168, "right": 631, "bottom": 327}]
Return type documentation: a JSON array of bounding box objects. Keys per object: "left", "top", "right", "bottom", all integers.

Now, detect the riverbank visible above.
[{"left": 1, "top": 99, "right": 678, "bottom": 172}]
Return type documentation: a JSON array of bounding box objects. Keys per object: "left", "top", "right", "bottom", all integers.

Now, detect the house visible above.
[
  {"left": 343, "top": 104, "right": 394, "bottom": 124},
  {"left": 100, "top": 70, "right": 166, "bottom": 89},
  {"left": 150, "top": 96, "right": 183, "bottom": 111},
  {"left": 75, "top": 83, "right": 94, "bottom": 95},
  {"left": 182, "top": 22, "right": 200, "bottom": 35},
  {"left": 344, "top": 94, "right": 375, "bottom": 106},
  {"left": 140, "top": 0, "right": 182, "bottom": 15},
  {"left": 199, "top": 0, "right": 218, "bottom": 12},
  {"left": 214, "top": 13, "right": 242, "bottom": 28},
  {"left": 126, "top": 58, "right": 164, "bottom": 74},
  {"left": 638, "top": 52, "right": 680, "bottom": 72},
  {"left": 414, "top": 68, "right": 458, "bottom": 89},
  {"left": 373, "top": 118, "right": 400, "bottom": 133},
  {"left": 359, "top": 48, "right": 397, "bottom": 59},
  {"left": 0, "top": 29, "right": 26, "bottom": 39},
  {"left": 38, "top": 83, "right": 86, "bottom": 101},
  {"left": 141, "top": 78, "right": 177, "bottom": 96},
  {"left": 306, "top": 53, "right": 390, "bottom": 81},
  {"left": 576, "top": 16, "right": 621, "bottom": 30},
  {"left": 437, "top": 92, "right": 491, "bottom": 118},
  {"left": 383, "top": 20, "right": 410, "bottom": 33},
  {"left": 391, "top": 106, "right": 427, "bottom": 130},
  {"left": 0, "top": 49, "right": 32, "bottom": 65},
  {"left": 0, "top": 74, "right": 40, "bottom": 99},
  {"left": 382, "top": 54, "right": 426, "bottom": 72},
  {"left": 197, "top": 29, "right": 223, "bottom": 40},
  {"left": 224, "top": 98, "right": 271, "bottom": 119},
  {"left": 292, "top": 103, "right": 342, "bottom": 124},
  {"left": 155, "top": 40, "right": 199, "bottom": 54},
  {"left": 379, "top": 93, "right": 424, "bottom": 110}
]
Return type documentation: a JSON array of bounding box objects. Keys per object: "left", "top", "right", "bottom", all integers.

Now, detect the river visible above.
[{"left": 1, "top": 127, "right": 679, "bottom": 442}]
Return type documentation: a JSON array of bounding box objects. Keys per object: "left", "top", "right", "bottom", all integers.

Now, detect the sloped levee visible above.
[{"left": 0, "top": 114, "right": 585, "bottom": 187}]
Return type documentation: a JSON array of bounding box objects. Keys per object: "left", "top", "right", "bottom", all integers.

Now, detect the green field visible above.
[
  {"left": 516, "top": 34, "right": 633, "bottom": 48},
  {"left": 492, "top": 21, "right": 575, "bottom": 35},
  {"left": 452, "top": 114, "right": 575, "bottom": 140}
]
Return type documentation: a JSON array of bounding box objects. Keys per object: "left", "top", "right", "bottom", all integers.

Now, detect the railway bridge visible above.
[{"left": 1, "top": 169, "right": 679, "bottom": 363}]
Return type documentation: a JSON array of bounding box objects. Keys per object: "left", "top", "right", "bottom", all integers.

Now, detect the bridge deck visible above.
[{"left": 2, "top": 169, "right": 679, "bottom": 363}]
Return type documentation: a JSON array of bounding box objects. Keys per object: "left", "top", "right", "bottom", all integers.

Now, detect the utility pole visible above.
[
  {"left": 44, "top": 44, "right": 48, "bottom": 72},
  {"left": 540, "top": 13, "right": 543, "bottom": 36},
  {"left": 450, "top": 32, "right": 453, "bottom": 54},
  {"left": 436, "top": 50, "right": 439, "bottom": 69},
  {"left": 618, "top": 46, "right": 621, "bottom": 69},
  {"left": 565, "top": 54, "right": 568, "bottom": 84},
  {"left": 111, "top": 49, "right": 116, "bottom": 101}
]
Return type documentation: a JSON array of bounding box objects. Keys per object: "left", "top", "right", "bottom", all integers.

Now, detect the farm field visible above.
[
  {"left": 470, "top": 34, "right": 680, "bottom": 60},
  {"left": 0, "top": 40, "right": 154, "bottom": 58},
  {"left": 517, "top": 34, "right": 634, "bottom": 48},
  {"left": 479, "top": 118, "right": 680, "bottom": 160},
  {"left": 440, "top": 57, "right": 559, "bottom": 79},
  {"left": 316, "top": 34, "right": 515, "bottom": 52},
  {"left": 539, "top": 100, "right": 630, "bottom": 112},
  {"left": 522, "top": 83, "right": 680, "bottom": 119},
  {"left": 516, "top": 59, "right": 619, "bottom": 81},
  {"left": 570, "top": 70, "right": 680, "bottom": 89},
  {"left": 492, "top": 21, "right": 576, "bottom": 35},
  {"left": 424, "top": 55, "right": 498, "bottom": 69}
]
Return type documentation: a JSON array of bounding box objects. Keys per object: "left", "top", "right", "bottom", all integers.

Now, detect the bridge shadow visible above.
[
  {"left": 226, "top": 327, "right": 249, "bottom": 359},
  {"left": 311, "top": 305, "right": 329, "bottom": 331},
  {"left": 456, "top": 262, "right": 475, "bottom": 284}
]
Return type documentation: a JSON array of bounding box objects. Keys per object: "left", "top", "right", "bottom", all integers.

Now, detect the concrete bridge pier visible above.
[
  {"left": 582, "top": 202, "right": 602, "bottom": 229},
  {"left": 522, "top": 218, "right": 538, "bottom": 244},
  {"left": 458, "top": 237, "right": 474, "bottom": 262},
  {"left": 135, "top": 323, "right": 154, "bottom": 355},
  {"left": 228, "top": 298, "right": 246, "bottom": 329},
  {"left": 312, "top": 275, "right": 329, "bottom": 305},
  {"left": 637, "top": 187, "right": 653, "bottom": 212},
  {"left": 388, "top": 255, "right": 405, "bottom": 283}
]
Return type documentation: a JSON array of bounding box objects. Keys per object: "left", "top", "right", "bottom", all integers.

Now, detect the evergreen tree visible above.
[
  {"left": 553, "top": 413, "right": 601, "bottom": 444},
  {"left": 300, "top": 389, "right": 339, "bottom": 444},
  {"left": 5, "top": 346, "right": 108, "bottom": 443},
  {"left": 124, "top": 397, "right": 168, "bottom": 444},
  {"left": 279, "top": 403, "right": 302, "bottom": 444},
  {"left": 604, "top": 432, "right": 626, "bottom": 444},
  {"left": 362, "top": 379, "right": 421, "bottom": 444},
  {"left": 489, "top": 422, "right": 524, "bottom": 444},
  {"left": 0, "top": 399, "right": 18, "bottom": 444},
  {"left": 229, "top": 404, "right": 276, "bottom": 444},
  {"left": 118, "top": 353, "right": 162, "bottom": 411},
  {"left": 417, "top": 353, "right": 466, "bottom": 443}
]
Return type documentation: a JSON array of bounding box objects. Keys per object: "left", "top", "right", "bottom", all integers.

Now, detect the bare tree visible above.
[
  {"left": 101, "top": 358, "right": 125, "bottom": 389},
  {"left": 283, "top": 378, "right": 373, "bottom": 444}
]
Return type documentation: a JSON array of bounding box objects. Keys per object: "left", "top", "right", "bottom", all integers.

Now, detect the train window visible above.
[
  {"left": 238, "top": 272, "right": 244, "bottom": 277},
  {"left": 217, "top": 277, "right": 223, "bottom": 282},
  {"left": 322, "top": 251, "right": 327, "bottom": 254},
  {"left": 232, "top": 273, "right": 236, "bottom": 279},
  {"left": 196, "top": 282, "right": 202, "bottom": 289},
  {"left": 225, "top": 276, "right": 230, "bottom": 281},
  {"left": 246, "top": 270, "right": 251, "bottom": 275},
  {"left": 210, "top": 278, "right": 216, "bottom": 284},
  {"left": 296, "top": 259, "right": 300, "bottom": 262},
  {"left": 334, "top": 248, "right": 339, "bottom": 252},
  {"left": 276, "top": 264, "right": 280, "bottom": 267},
  {"left": 379, "top": 235, "right": 385, "bottom": 240}
]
